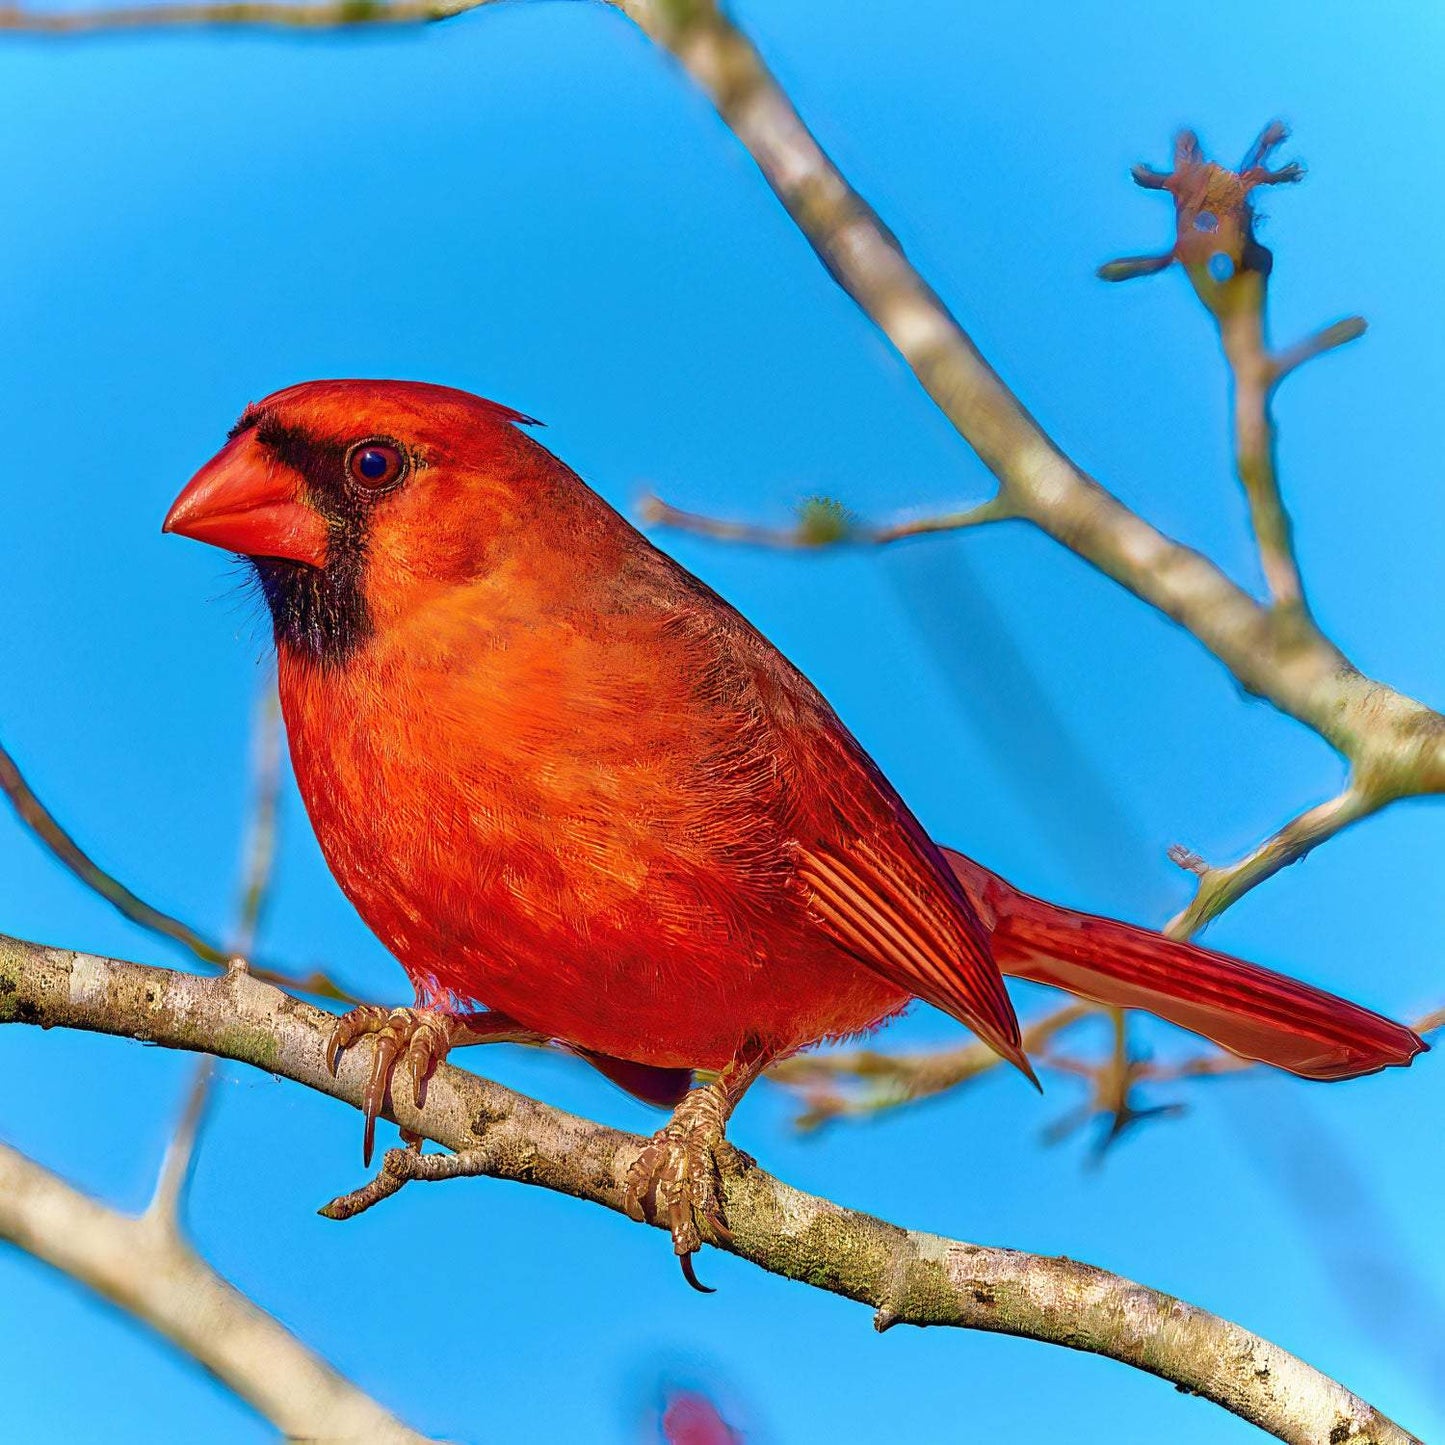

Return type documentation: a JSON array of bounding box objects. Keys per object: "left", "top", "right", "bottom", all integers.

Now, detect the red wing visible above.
[
  {"left": 641, "top": 561, "right": 1030, "bottom": 1076},
  {"left": 796, "top": 837, "right": 1029, "bottom": 1076}
]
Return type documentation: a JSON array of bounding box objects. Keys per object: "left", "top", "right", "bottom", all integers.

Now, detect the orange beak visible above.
[{"left": 164, "top": 431, "right": 329, "bottom": 568}]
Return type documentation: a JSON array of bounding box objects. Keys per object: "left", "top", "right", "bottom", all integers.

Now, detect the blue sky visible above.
[{"left": 1, "top": 1, "right": 1443, "bottom": 1440}]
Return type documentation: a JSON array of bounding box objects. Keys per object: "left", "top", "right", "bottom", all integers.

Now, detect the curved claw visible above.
[
  {"left": 361, "top": 1026, "right": 406, "bottom": 1167},
  {"left": 679, "top": 1253, "right": 715, "bottom": 1294},
  {"left": 404, "top": 1025, "right": 445, "bottom": 1111},
  {"left": 623, "top": 1099, "right": 732, "bottom": 1287},
  {"left": 326, "top": 1003, "right": 387, "bottom": 1077},
  {"left": 323, "top": 1005, "right": 460, "bottom": 1166}
]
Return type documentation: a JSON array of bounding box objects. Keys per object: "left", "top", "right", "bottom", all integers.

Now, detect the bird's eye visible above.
[{"left": 346, "top": 441, "right": 407, "bottom": 492}]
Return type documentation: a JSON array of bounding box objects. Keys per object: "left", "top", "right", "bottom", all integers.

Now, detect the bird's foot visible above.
[
  {"left": 624, "top": 1086, "right": 737, "bottom": 1291},
  {"left": 324, "top": 1005, "right": 465, "bottom": 1166}
]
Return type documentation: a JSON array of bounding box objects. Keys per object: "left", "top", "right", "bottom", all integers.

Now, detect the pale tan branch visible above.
[
  {"left": 1218, "top": 289, "right": 1309, "bottom": 614},
  {"left": 0, "top": 0, "right": 487, "bottom": 31},
  {"left": 1274, "top": 317, "right": 1367, "bottom": 382},
  {"left": 0, "top": 935, "right": 1422, "bottom": 1445},
  {"left": 608, "top": 2, "right": 1445, "bottom": 799},
  {"left": 639, "top": 491, "right": 1011, "bottom": 549},
  {"left": 0, "top": 1132, "right": 426, "bottom": 1440},
  {"left": 1416, "top": 1005, "right": 1445, "bottom": 1036},
  {"left": 145, "top": 1055, "right": 217, "bottom": 1230},
  {"left": 1165, "top": 786, "right": 1379, "bottom": 939}
]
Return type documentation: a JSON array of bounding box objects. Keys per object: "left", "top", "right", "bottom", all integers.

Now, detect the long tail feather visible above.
[{"left": 943, "top": 850, "right": 1427, "bottom": 1080}]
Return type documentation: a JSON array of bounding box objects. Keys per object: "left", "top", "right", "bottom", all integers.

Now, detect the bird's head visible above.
[{"left": 164, "top": 379, "right": 546, "bottom": 667}]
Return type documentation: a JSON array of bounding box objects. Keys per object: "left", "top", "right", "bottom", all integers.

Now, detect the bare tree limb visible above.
[
  {"left": 0, "top": 1091, "right": 428, "bottom": 1442},
  {"left": 0, "top": 935, "right": 1423, "bottom": 1445},
  {"left": 608, "top": 2, "right": 1445, "bottom": 803}
]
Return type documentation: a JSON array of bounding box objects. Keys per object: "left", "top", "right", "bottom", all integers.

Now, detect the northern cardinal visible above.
[{"left": 164, "top": 380, "right": 1425, "bottom": 1280}]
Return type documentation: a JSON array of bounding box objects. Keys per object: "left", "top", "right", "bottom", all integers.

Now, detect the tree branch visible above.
[
  {"left": 0, "top": 935, "right": 1422, "bottom": 1445},
  {"left": 0, "top": 0, "right": 488, "bottom": 31},
  {"left": 1165, "top": 786, "right": 1379, "bottom": 939},
  {"left": 0, "top": 1091, "right": 427, "bottom": 1441},
  {"left": 638, "top": 491, "right": 1012, "bottom": 549},
  {"left": 1102, "top": 124, "right": 1328, "bottom": 619},
  {"left": 610, "top": 1, "right": 1445, "bottom": 804}
]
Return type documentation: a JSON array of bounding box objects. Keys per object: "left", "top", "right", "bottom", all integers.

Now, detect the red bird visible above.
[{"left": 165, "top": 380, "right": 1425, "bottom": 1279}]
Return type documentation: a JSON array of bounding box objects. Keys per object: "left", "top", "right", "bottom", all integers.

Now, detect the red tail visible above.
[{"left": 943, "top": 850, "right": 1427, "bottom": 1081}]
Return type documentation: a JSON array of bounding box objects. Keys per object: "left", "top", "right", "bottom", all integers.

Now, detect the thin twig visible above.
[
  {"left": 0, "top": 737, "right": 229, "bottom": 964},
  {"left": 639, "top": 492, "right": 1011, "bottom": 549},
  {"left": 0, "top": 938, "right": 1422, "bottom": 1445},
  {"left": 0, "top": 0, "right": 487, "bottom": 30},
  {"left": 1165, "top": 786, "right": 1379, "bottom": 939},
  {"left": 148, "top": 680, "right": 288, "bottom": 1230},
  {"left": 766, "top": 1002, "right": 1092, "bottom": 1129},
  {"left": 1218, "top": 290, "right": 1308, "bottom": 615},
  {"left": 1274, "top": 316, "right": 1368, "bottom": 382},
  {"left": 231, "top": 680, "right": 283, "bottom": 964},
  {"left": 0, "top": 733, "right": 358, "bottom": 1003},
  {"left": 144, "top": 1056, "right": 217, "bottom": 1232}
]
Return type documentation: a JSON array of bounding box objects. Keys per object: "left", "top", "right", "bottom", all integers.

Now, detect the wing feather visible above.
[{"left": 797, "top": 837, "right": 1031, "bottom": 1077}]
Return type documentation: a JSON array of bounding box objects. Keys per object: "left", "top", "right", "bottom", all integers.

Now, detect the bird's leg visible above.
[
  {"left": 324, "top": 1003, "right": 543, "bottom": 1165},
  {"left": 623, "top": 1042, "right": 771, "bottom": 1290}
]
